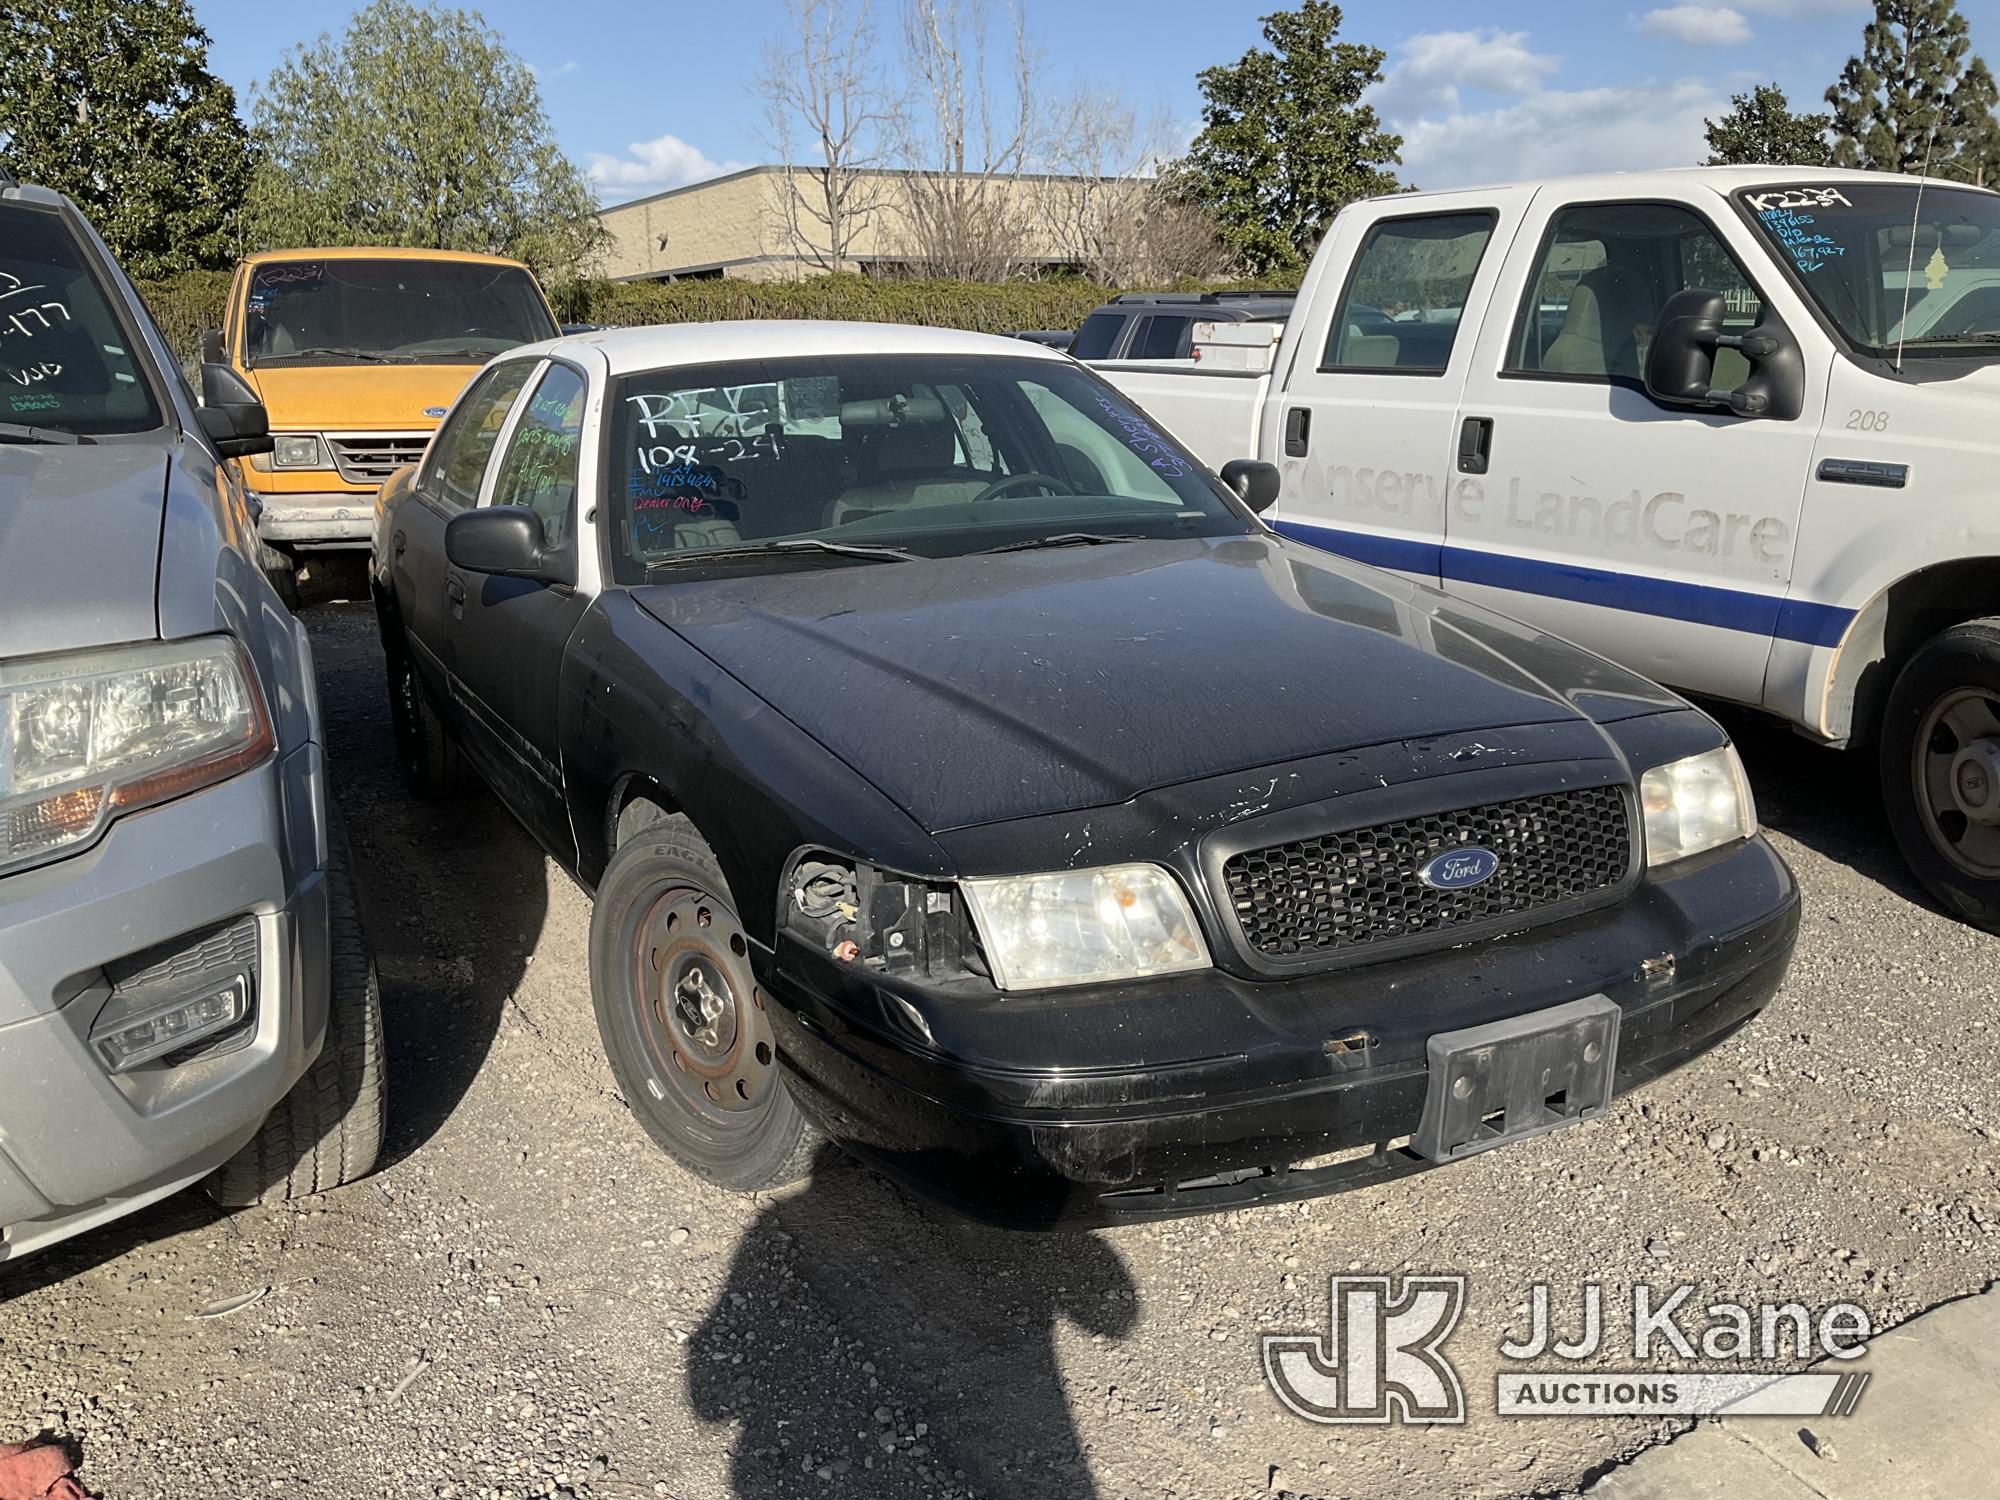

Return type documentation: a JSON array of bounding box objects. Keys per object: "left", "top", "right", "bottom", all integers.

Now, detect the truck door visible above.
[
  {"left": 444, "top": 359, "right": 592, "bottom": 864},
  {"left": 1265, "top": 189, "right": 1531, "bottom": 588},
  {"left": 1447, "top": 193, "right": 1825, "bottom": 705}
]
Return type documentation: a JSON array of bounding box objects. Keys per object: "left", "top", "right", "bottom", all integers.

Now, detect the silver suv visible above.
[{"left": 0, "top": 172, "right": 384, "bottom": 1260}]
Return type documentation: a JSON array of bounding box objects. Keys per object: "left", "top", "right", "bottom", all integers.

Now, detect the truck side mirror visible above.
[
  {"left": 1221, "top": 458, "right": 1281, "bottom": 513},
  {"left": 1644, "top": 288, "right": 1805, "bottom": 422},
  {"left": 197, "top": 361, "right": 274, "bottom": 458},
  {"left": 201, "top": 328, "right": 225, "bottom": 364}
]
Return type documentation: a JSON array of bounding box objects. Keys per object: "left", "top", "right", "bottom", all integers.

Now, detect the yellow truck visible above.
[{"left": 206, "top": 247, "right": 560, "bottom": 592}]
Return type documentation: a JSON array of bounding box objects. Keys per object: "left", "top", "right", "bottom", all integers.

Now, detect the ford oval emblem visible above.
[
  {"left": 1420, "top": 847, "right": 1500, "bottom": 890},
  {"left": 423, "top": 405, "right": 448, "bottom": 418}
]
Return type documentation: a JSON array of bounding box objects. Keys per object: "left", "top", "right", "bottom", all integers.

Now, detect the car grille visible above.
[
  {"left": 325, "top": 431, "right": 430, "bottom": 486},
  {"left": 1222, "top": 785, "right": 1633, "bottom": 961}
]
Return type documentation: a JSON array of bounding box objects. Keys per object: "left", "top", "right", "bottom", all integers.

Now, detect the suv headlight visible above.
[
  {"left": 255, "top": 434, "right": 329, "bottom": 470},
  {"left": 961, "top": 862, "right": 1210, "bottom": 991},
  {"left": 1, "top": 638, "right": 275, "bottom": 874},
  {"left": 1640, "top": 745, "right": 1756, "bottom": 867}
]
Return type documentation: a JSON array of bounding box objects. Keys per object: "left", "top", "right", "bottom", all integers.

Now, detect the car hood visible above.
[
  {"left": 633, "top": 534, "right": 1684, "bottom": 833},
  {"left": 239, "top": 362, "right": 477, "bottom": 431},
  {"left": 0, "top": 443, "right": 168, "bottom": 658}
]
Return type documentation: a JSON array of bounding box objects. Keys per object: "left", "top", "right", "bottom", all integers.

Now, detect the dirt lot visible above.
[{"left": 4, "top": 575, "right": 1999, "bottom": 1500}]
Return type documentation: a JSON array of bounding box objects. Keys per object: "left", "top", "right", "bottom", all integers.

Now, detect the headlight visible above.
[
  {"left": 960, "top": 862, "right": 1211, "bottom": 991},
  {"left": 271, "top": 434, "right": 327, "bottom": 469},
  {"left": 1640, "top": 745, "right": 1756, "bottom": 867},
  {"left": 1, "top": 638, "right": 274, "bottom": 874}
]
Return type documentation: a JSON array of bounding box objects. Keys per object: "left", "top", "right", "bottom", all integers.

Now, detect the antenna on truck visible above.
[{"left": 1894, "top": 125, "right": 1940, "bottom": 374}]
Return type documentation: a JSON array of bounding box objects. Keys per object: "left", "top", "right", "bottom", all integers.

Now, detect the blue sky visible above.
[{"left": 189, "top": 0, "right": 2000, "bottom": 204}]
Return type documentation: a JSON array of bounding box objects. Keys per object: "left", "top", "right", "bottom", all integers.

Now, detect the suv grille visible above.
[
  {"left": 1223, "top": 786, "right": 1633, "bottom": 960},
  {"left": 326, "top": 431, "right": 430, "bottom": 485}
]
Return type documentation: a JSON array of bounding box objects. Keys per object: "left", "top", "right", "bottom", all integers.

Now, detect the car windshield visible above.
[
  {"left": 1741, "top": 180, "right": 2000, "bottom": 356},
  {"left": 0, "top": 202, "right": 163, "bottom": 437},
  {"left": 603, "top": 353, "right": 1251, "bottom": 584},
  {"left": 243, "top": 258, "right": 557, "bottom": 367}
]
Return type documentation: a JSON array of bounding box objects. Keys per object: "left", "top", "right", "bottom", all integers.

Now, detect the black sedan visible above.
[{"left": 370, "top": 322, "right": 1799, "bottom": 1228}]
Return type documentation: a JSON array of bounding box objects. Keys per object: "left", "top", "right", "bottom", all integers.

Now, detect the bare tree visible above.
[
  {"left": 892, "top": 0, "right": 1038, "bottom": 280},
  {"left": 757, "top": 0, "right": 898, "bottom": 274},
  {"left": 1037, "top": 87, "right": 1236, "bottom": 286}
]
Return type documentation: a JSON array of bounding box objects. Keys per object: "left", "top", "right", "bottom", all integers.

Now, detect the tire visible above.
[
  {"left": 588, "top": 812, "right": 820, "bottom": 1192},
  {"left": 386, "top": 644, "right": 475, "bottom": 799},
  {"left": 1880, "top": 617, "right": 2000, "bottom": 933},
  {"left": 208, "top": 812, "right": 387, "bottom": 1206},
  {"left": 260, "top": 542, "right": 301, "bottom": 613}
]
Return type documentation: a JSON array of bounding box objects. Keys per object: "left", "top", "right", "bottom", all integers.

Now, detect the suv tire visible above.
[{"left": 208, "top": 811, "right": 387, "bottom": 1206}]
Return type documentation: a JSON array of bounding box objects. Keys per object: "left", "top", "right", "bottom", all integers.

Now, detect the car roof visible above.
[
  {"left": 238, "top": 246, "right": 536, "bottom": 270},
  {"left": 519, "top": 319, "right": 1074, "bottom": 375},
  {"left": 1365, "top": 165, "right": 2000, "bottom": 204}
]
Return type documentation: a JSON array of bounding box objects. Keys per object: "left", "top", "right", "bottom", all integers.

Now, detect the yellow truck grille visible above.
[{"left": 325, "top": 431, "right": 431, "bottom": 486}]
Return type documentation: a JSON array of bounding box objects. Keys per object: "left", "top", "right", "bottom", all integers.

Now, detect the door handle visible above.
[
  {"left": 1457, "top": 416, "right": 1493, "bottom": 475},
  {"left": 445, "top": 574, "right": 466, "bottom": 605},
  {"left": 392, "top": 529, "right": 407, "bottom": 555},
  {"left": 1283, "top": 407, "right": 1311, "bottom": 457}
]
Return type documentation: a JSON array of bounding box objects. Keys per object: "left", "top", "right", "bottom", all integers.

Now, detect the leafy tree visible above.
[
  {"left": 1827, "top": 0, "right": 2000, "bottom": 185},
  {"left": 0, "top": 0, "right": 252, "bottom": 278},
  {"left": 1175, "top": 1, "right": 1402, "bottom": 278},
  {"left": 1703, "top": 84, "right": 1834, "bottom": 166},
  {"left": 244, "top": 0, "right": 605, "bottom": 282}
]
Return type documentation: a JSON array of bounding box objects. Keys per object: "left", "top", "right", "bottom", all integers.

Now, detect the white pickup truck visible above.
[{"left": 1097, "top": 166, "right": 2000, "bottom": 931}]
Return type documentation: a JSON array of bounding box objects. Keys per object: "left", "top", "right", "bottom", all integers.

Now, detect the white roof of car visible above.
[
  {"left": 518, "top": 319, "right": 1068, "bottom": 375},
  {"left": 1377, "top": 164, "right": 1993, "bottom": 204}
]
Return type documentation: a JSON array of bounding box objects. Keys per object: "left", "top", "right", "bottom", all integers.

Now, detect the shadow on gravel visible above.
[
  {"left": 305, "top": 594, "right": 550, "bottom": 1173},
  {"left": 691, "top": 1149, "right": 1139, "bottom": 1499}
]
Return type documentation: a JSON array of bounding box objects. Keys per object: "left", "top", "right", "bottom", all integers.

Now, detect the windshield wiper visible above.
[
  {"left": 977, "top": 531, "right": 1150, "bottom": 554},
  {"left": 0, "top": 421, "right": 86, "bottom": 445},
  {"left": 645, "top": 538, "right": 917, "bottom": 572},
  {"left": 1896, "top": 332, "right": 2000, "bottom": 346},
  {"left": 281, "top": 347, "right": 408, "bottom": 363}
]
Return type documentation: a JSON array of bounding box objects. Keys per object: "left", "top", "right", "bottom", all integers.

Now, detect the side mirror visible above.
[
  {"left": 1221, "top": 458, "right": 1281, "bottom": 514},
  {"left": 446, "top": 506, "right": 565, "bottom": 583},
  {"left": 1644, "top": 288, "right": 1805, "bottom": 422},
  {"left": 201, "top": 328, "right": 225, "bottom": 364},
  {"left": 197, "top": 361, "right": 273, "bottom": 457}
]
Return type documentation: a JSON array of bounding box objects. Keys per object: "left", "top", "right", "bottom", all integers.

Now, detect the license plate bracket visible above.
[{"left": 1412, "top": 995, "right": 1620, "bottom": 1162}]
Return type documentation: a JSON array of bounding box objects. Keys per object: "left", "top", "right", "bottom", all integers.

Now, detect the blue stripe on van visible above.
[{"left": 1270, "top": 518, "right": 1856, "bottom": 649}]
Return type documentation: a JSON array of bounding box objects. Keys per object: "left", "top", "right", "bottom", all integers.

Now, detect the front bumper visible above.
[
  {"left": 0, "top": 757, "right": 329, "bottom": 1260},
  {"left": 765, "top": 834, "right": 1800, "bottom": 1229},
  {"left": 251, "top": 490, "right": 377, "bottom": 547}
]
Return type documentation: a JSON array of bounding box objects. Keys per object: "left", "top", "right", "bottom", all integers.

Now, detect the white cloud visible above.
[
  {"left": 1638, "top": 6, "right": 1754, "bottom": 45},
  {"left": 1733, "top": 0, "right": 1864, "bottom": 13},
  {"left": 1396, "top": 79, "right": 1726, "bottom": 190},
  {"left": 528, "top": 59, "right": 579, "bottom": 80},
  {"left": 586, "top": 135, "right": 748, "bottom": 202},
  {"left": 1371, "top": 29, "right": 1561, "bottom": 120}
]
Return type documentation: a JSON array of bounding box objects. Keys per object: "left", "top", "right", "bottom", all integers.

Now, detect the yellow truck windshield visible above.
[{"left": 244, "top": 258, "right": 557, "bottom": 368}]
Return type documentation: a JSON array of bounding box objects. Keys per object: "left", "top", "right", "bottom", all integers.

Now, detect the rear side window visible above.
[
  {"left": 1321, "top": 211, "right": 1497, "bottom": 373},
  {"left": 423, "top": 360, "right": 535, "bottom": 511},
  {"left": 1130, "top": 315, "right": 1192, "bottom": 360},
  {"left": 488, "top": 363, "right": 586, "bottom": 546},
  {"left": 1068, "top": 312, "right": 1126, "bottom": 360}
]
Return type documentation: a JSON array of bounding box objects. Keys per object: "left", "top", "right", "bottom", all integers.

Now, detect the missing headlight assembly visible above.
[{"left": 786, "top": 855, "right": 977, "bottom": 982}]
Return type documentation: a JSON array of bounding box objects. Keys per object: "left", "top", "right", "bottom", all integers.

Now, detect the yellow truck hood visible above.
[{"left": 241, "top": 362, "right": 482, "bottom": 432}]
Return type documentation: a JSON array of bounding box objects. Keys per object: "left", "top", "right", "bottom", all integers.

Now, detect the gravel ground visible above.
[{"left": 4, "top": 573, "right": 1997, "bottom": 1500}]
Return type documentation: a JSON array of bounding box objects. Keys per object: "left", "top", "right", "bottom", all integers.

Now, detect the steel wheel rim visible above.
[
  {"left": 1912, "top": 686, "right": 2000, "bottom": 878},
  {"left": 629, "top": 879, "right": 775, "bottom": 1123}
]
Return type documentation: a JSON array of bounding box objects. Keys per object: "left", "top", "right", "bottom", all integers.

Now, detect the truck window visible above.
[
  {"left": 422, "top": 360, "right": 537, "bottom": 511},
  {"left": 1130, "top": 315, "right": 1192, "bottom": 360},
  {"left": 488, "top": 363, "right": 586, "bottom": 546},
  {"left": 1321, "top": 211, "right": 1496, "bottom": 373},
  {"left": 1069, "top": 312, "right": 1126, "bottom": 361},
  {"left": 242, "top": 257, "right": 558, "bottom": 367},
  {"left": 1509, "top": 202, "right": 1764, "bottom": 387}
]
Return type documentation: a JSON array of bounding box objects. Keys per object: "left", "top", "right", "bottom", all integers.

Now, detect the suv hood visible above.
[
  {"left": 0, "top": 444, "right": 167, "bottom": 658},
  {"left": 240, "top": 362, "right": 478, "bottom": 431},
  {"left": 635, "top": 534, "right": 1683, "bottom": 833}
]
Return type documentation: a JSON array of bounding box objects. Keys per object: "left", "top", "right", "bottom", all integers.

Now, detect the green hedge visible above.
[{"left": 135, "top": 268, "right": 1292, "bottom": 368}]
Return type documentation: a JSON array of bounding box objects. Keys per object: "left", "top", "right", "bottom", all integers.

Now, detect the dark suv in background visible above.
[{"left": 1068, "top": 290, "right": 1296, "bottom": 362}]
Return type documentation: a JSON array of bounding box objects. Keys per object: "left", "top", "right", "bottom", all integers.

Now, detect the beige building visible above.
[{"left": 595, "top": 165, "right": 1111, "bottom": 281}]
